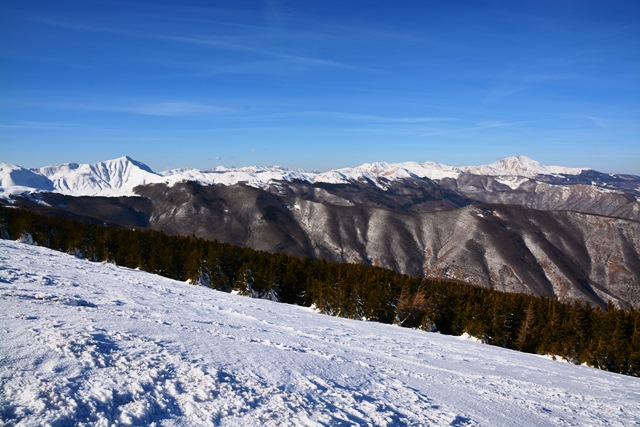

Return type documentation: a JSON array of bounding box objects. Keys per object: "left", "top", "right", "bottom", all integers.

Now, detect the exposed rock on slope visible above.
[
  {"left": 12, "top": 181, "right": 640, "bottom": 308},
  {"left": 440, "top": 174, "right": 640, "bottom": 221},
  {"left": 3, "top": 155, "right": 639, "bottom": 307},
  {"left": 144, "top": 183, "right": 639, "bottom": 308}
]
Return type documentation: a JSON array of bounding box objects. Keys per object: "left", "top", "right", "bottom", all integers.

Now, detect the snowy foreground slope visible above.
[{"left": 1, "top": 241, "right": 639, "bottom": 426}]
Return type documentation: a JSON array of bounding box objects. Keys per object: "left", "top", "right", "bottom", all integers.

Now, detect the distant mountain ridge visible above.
[
  {"left": 0, "top": 154, "right": 601, "bottom": 198},
  {"left": 2, "top": 155, "right": 638, "bottom": 222}
]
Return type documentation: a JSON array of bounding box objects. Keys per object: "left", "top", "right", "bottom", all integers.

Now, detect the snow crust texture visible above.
[{"left": 1, "top": 240, "right": 639, "bottom": 426}]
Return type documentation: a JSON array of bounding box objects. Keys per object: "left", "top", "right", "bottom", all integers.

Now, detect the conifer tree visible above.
[{"left": 516, "top": 302, "right": 536, "bottom": 351}]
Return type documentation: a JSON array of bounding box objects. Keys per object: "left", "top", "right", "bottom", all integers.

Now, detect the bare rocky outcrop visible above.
[
  {"left": 135, "top": 182, "right": 640, "bottom": 308},
  {"left": 9, "top": 176, "right": 640, "bottom": 308}
]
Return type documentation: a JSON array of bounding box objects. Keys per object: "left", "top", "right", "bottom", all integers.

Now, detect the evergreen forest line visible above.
[{"left": 1, "top": 206, "right": 638, "bottom": 377}]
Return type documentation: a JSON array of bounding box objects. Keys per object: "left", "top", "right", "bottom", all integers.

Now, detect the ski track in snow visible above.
[{"left": 1, "top": 240, "right": 638, "bottom": 426}]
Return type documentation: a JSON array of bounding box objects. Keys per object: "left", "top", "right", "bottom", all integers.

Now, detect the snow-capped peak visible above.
[
  {"left": 36, "top": 156, "right": 164, "bottom": 197},
  {"left": 314, "top": 160, "right": 462, "bottom": 185},
  {"left": 462, "top": 155, "right": 586, "bottom": 177},
  {"left": 487, "top": 155, "right": 547, "bottom": 176}
]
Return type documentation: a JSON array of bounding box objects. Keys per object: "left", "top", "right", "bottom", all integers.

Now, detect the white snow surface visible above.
[
  {"left": 462, "top": 155, "right": 585, "bottom": 177},
  {"left": 0, "top": 163, "right": 54, "bottom": 196},
  {"left": 0, "top": 155, "right": 588, "bottom": 198},
  {"left": 2, "top": 240, "right": 638, "bottom": 426},
  {"left": 159, "top": 165, "right": 314, "bottom": 189},
  {"left": 36, "top": 156, "right": 166, "bottom": 197}
]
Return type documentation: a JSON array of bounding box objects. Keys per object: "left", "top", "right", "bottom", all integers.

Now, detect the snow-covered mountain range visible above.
[
  {"left": 0, "top": 154, "right": 589, "bottom": 198},
  {"left": 2, "top": 239, "right": 638, "bottom": 426}
]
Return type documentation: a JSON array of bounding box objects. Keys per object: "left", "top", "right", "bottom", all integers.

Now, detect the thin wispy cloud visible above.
[
  {"left": 486, "top": 87, "right": 527, "bottom": 100},
  {"left": 0, "top": 121, "right": 75, "bottom": 129},
  {"left": 242, "top": 111, "right": 458, "bottom": 124},
  {"left": 126, "top": 102, "right": 235, "bottom": 117},
  {"left": 419, "top": 118, "right": 561, "bottom": 137},
  {"left": 144, "top": 34, "right": 354, "bottom": 69},
  {"left": 388, "top": 117, "right": 457, "bottom": 124},
  {"left": 172, "top": 16, "right": 343, "bottom": 43},
  {"left": 13, "top": 99, "right": 237, "bottom": 117},
  {"left": 395, "top": 101, "right": 512, "bottom": 120},
  {"left": 160, "top": 60, "right": 304, "bottom": 78},
  {"left": 31, "top": 17, "right": 354, "bottom": 70},
  {"left": 264, "top": 0, "right": 287, "bottom": 26},
  {"left": 585, "top": 116, "right": 608, "bottom": 128}
]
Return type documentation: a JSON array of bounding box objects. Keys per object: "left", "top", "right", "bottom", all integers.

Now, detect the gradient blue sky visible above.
[{"left": 2, "top": 0, "right": 639, "bottom": 173}]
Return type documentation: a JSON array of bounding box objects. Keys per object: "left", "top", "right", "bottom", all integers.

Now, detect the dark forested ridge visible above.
[{"left": 2, "top": 206, "right": 639, "bottom": 377}]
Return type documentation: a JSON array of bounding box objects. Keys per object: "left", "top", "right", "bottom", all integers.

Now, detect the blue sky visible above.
[{"left": 1, "top": 0, "right": 639, "bottom": 173}]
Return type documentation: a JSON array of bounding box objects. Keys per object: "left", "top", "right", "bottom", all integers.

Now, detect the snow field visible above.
[{"left": 1, "top": 240, "right": 639, "bottom": 426}]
